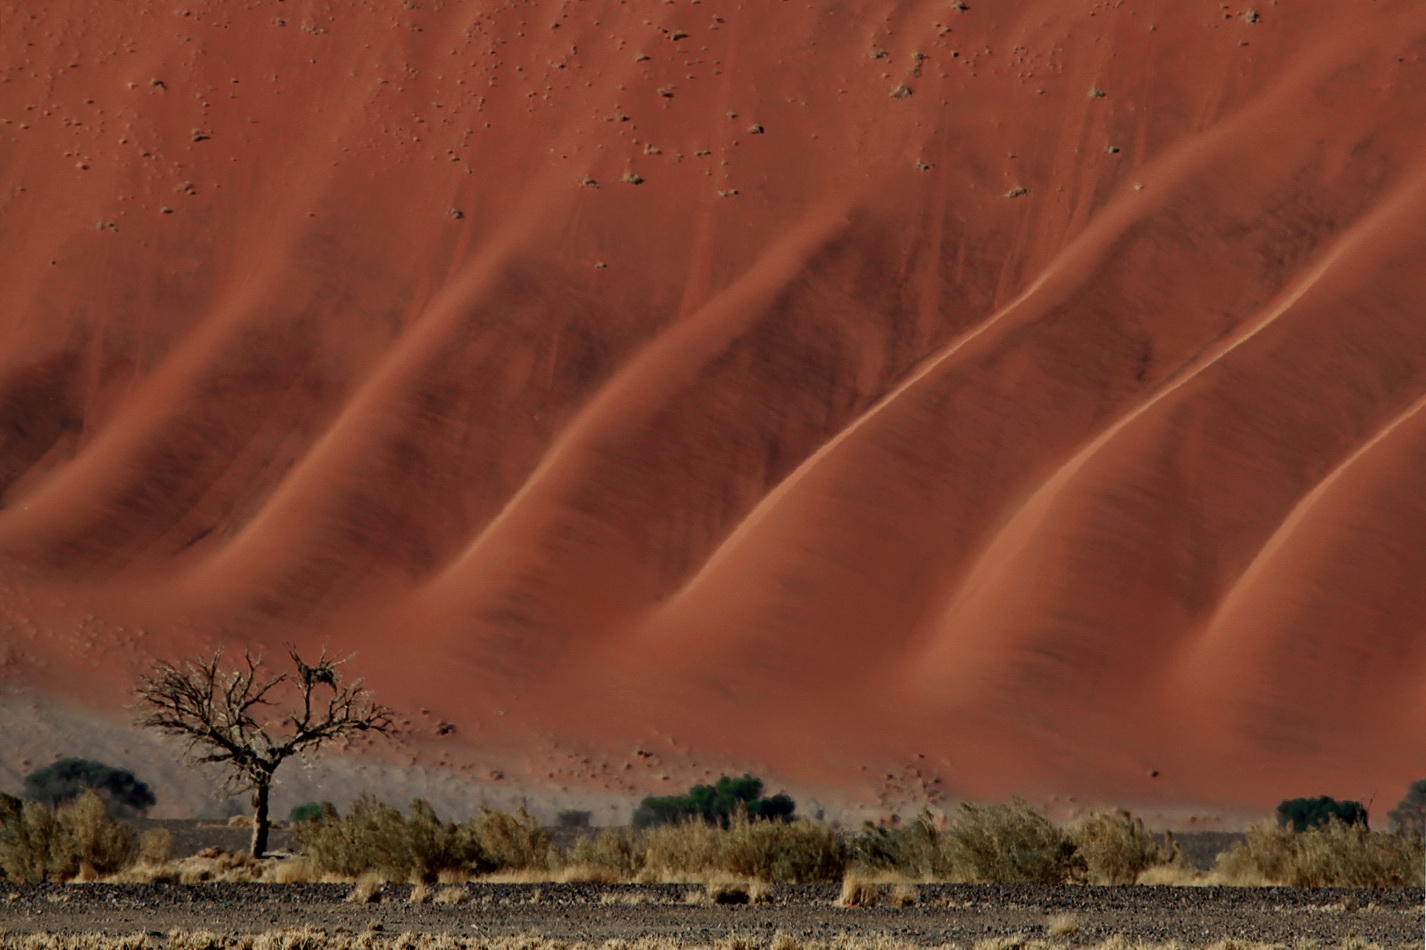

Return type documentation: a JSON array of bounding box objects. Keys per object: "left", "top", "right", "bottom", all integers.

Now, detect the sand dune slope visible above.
[{"left": 3, "top": 0, "right": 1426, "bottom": 808}]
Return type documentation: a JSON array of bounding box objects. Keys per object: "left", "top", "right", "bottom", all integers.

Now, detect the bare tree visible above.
[{"left": 135, "top": 647, "right": 394, "bottom": 857}]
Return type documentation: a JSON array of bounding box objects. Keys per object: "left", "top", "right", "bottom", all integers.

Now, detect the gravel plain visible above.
[{"left": 1, "top": 882, "right": 1422, "bottom": 948}]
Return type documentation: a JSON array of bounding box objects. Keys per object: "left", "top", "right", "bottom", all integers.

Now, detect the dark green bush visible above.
[
  {"left": 289, "top": 801, "right": 331, "bottom": 824},
  {"left": 1276, "top": 796, "right": 1368, "bottom": 833},
  {"left": 633, "top": 775, "right": 795, "bottom": 829},
  {"left": 556, "top": 810, "right": 591, "bottom": 829},
  {"left": 23, "top": 758, "right": 155, "bottom": 818},
  {"left": 1387, "top": 779, "right": 1426, "bottom": 835}
]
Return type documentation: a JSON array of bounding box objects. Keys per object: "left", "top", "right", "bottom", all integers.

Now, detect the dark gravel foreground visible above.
[{"left": 0, "top": 883, "right": 1422, "bottom": 947}]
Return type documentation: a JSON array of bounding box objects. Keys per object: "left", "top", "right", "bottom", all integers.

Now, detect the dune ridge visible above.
[{"left": 3, "top": 0, "right": 1426, "bottom": 810}]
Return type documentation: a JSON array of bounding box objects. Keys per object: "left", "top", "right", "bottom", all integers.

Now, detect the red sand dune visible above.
[{"left": 4, "top": 0, "right": 1426, "bottom": 814}]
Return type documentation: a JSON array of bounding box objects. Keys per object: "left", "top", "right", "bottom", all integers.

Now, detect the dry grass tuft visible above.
[
  {"left": 345, "top": 878, "right": 383, "bottom": 903},
  {"left": 1216, "top": 819, "right": 1424, "bottom": 887},
  {"left": 567, "top": 827, "right": 642, "bottom": 880},
  {"left": 0, "top": 789, "right": 135, "bottom": 882},
  {"left": 887, "top": 883, "right": 918, "bottom": 908},
  {"left": 1046, "top": 911, "right": 1079, "bottom": 936},
  {"left": 837, "top": 878, "right": 878, "bottom": 907},
  {"left": 638, "top": 814, "right": 846, "bottom": 884},
  {"left": 407, "top": 883, "right": 432, "bottom": 904},
  {"left": 135, "top": 828, "right": 175, "bottom": 867},
  {"left": 168, "top": 849, "right": 268, "bottom": 884},
  {"left": 847, "top": 812, "right": 948, "bottom": 879},
  {"left": 1135, "top": 863, "right": 1204, "bottom": 886},
  {"left": 946, "top": 800, "right": 1082, "bottom": 884},
  {"left": 1070, "top": 810, "right": 1182, "bottom": 885},
  {"left": 270, "top": 857, "right": 317, "bottom": 884},
  {"left": 432, "top": 885, "right": 471, "bottom": 905},
  {"left": 298, "top": 797, "right": 551, "bottom": 883},
  {"left": 706, "top": 881, "right": 750, "bottom": 904},
  {"left": 970, "top": 936, "right": 1059, "bottom": 950}
]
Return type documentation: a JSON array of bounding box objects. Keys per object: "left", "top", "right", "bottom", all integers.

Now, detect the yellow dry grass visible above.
[{"left": 836, "top": 879, "right": 878, "bottom": 908}]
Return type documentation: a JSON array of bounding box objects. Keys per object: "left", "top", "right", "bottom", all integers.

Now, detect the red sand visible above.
[{"left": 3, "top": 0, "right": 1426, "bottom": 814}]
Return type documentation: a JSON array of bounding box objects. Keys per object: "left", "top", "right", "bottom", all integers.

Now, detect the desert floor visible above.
[{"left": 1, "top": 882, "right": 1422, "bottom": 948}]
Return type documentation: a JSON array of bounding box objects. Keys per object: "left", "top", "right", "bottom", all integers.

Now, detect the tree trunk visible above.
[{"left": 249, "top": 778, "right": 271, "bottom": 858}]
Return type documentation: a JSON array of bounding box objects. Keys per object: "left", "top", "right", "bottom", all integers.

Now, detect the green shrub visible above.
[
  {"left": 23, "top": 758, "right": 155, "bottom": 818},
  {"left": 945, "top": 800, "right": 1084, "bottom": 884},
  {"left": 0, "top": 788, "right": 136, "bottom": 881},
  {"left": 1218, "top": 818, "right": 1423, "bottom": 887},
  {"left": 1070, "top": 810, "right": 1181, "bottom": 884},
  {"left": 633, "top": 775, "right": 795, "bottom": 829},
  {"left": 1275, "top": 795, "right": 1368, "bottom": 832},
  {"left": 289, "top": 801, "right": 331, "bottom": 824}
]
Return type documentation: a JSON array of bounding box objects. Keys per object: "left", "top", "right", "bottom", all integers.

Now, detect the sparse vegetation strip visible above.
[{"left": 4, "top": 793, "right": 1424, "bottom": 888}]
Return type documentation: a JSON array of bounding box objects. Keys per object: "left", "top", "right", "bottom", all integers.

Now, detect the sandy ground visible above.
[
  {"left": 0, "top": 883, "right": 1421, "bottom": 948},
  {"left": 8, "top": 0, "right": 1426, "bottom": 811}
]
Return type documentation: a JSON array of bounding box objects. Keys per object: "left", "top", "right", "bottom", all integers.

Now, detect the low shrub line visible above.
[{"left": 3, "top": 792, "right": 1421, "bottom": 888}]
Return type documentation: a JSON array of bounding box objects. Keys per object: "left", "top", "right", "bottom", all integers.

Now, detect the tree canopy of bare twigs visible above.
[{"left": 135, "top": 646, "right": 393, "bottom": 857}]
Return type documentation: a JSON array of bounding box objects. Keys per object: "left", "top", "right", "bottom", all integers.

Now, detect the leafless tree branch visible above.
[{"left": 134, "top": 645, "right": 394, "bottom": 856}]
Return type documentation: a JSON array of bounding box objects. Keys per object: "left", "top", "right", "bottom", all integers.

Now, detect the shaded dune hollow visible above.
[{"left": 3, "top": 0, "right": 1426, "bottom": 810}]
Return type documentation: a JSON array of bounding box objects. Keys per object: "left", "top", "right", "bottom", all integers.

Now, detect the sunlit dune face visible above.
[{"left": 3, "top": 0, "right": 1426, "bottom": 808}]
